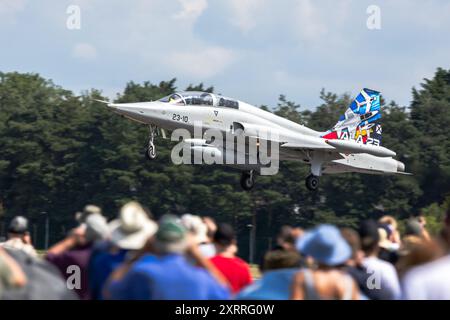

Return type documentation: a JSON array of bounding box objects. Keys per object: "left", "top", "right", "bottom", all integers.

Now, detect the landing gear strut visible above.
[
  {"left": 240, "top": 170, "right": 255, "bottom": 191},
  {"left": 145, "top": 125, "right": 157, "bottom": 160},
  {"left": 305, "top": 174, "right": 319, "bottom": 191}
]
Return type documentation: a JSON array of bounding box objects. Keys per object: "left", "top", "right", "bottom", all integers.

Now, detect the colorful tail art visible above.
[{"left": 322, "top": 88, "right": 382, "bottom": 146}]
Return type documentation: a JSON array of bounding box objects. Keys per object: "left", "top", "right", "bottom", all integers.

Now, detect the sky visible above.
[{"left": 0, "top": 0, "right": 449, "bottom": 109}]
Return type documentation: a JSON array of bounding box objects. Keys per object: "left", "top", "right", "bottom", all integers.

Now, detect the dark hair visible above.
[
  {"left": 262, "top": 249, "right": 301, "bottom": 271},
  {"left": 277, "top": 225, "right": 296, "bottom": 245},
  {"left": 213, "top": 223, "right": 235, "bottom": 247},
  {"left": 358, "top": 220, "right": 379, "bottom": 253}
]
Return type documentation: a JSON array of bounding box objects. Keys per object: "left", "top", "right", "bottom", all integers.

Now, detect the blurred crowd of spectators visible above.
[{"left": 1, "top": 201, "right": 449, "bottom": 300}]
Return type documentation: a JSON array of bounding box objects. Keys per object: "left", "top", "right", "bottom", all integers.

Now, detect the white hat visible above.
[
  {"left": 85, "top": 213, "right": 109, "bottom": 242},
  {"left": 180, "top": 214, "right": 208, "bottom": 244},
  {"left": 109, "top": 201, "right": 158, "bottom": 250}
]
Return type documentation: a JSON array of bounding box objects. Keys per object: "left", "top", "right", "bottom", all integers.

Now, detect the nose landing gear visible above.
[
  {"left": 240, "top": 170, "right": 255, "bottom": 191},
  {"left": 145, "top": 125, "right": 158, "bottom": 160}
]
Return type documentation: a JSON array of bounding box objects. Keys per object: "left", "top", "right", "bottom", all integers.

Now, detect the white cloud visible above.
[
  {"left": 293, "top": 0, "right": 328, "bottom": 41},
  {"left": 0, "top": 0, "right": 26, "bottom": 24},
  {"left": 228, "top": 0, "right": 264, "bottom": 33},
  {"left": 72, "top": 43, "right": 97, "bottom": 60},
  {"left": 0, "top": 0, "right": 26, "bottom": 15},
  {"left": 165, "top": 46, "right": 237, "bottom": 78},
  {"left": 173, "top": 0, "right": 208, "bottom": 22}
]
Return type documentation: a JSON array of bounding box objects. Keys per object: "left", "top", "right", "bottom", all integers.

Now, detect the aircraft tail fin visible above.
[{"left": 321, "top": 88, "right": 383, "bottom": 146}]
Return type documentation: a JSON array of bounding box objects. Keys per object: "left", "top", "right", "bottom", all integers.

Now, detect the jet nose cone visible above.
[{"left": 397, "top": 160, "right": 405, "bottom": 172}]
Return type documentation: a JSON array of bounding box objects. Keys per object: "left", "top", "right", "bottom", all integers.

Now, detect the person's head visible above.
[
  {"left": 417, "top": 215, "right": 427, "bottom": 228},
  {"left": 378, "top": 215, "right": 399, "bottom": 243},
  {"left": 405, "top": 218, "right": 424, "bottom": 238},
  {"left": 276, "top": 226, "right": 296, "bottom": 251},
  {"left": 340, "top": 227, "right": 364, "bottom": 265},
  {"left": 180, "top": 214, "right": 208, "bottom": 245},
  {"left": 75, "top": 204, "right": 102, "bottom": 223},
  {"left": 7, "top": 216, "right": 30, "bottom": 240},
  {"left": 84, "top": 213, "right": 109, "bottom": 243},
  {"left": 379, "top": 215, "right": 398, "bottom": 230},
  {"left": 109, "top": 201, "right": 158, "bottom": 251},
  {"left": 213, "top": 223, "right": 236, "bottom": 251},
  {"left": 358, "top": 220, "right": 380, "bottom": 256},
  {"left": 261, "top": 249, "right": 301, "bottom": 272},
  {"left": 153, "top": 215, "right": 188, "bottom": 255},
  {"left": 296, "top": 224, "right": 352, "bottom": 268},
  {"left": 397, "top": 235, "right": 444, "bottom": 275}
]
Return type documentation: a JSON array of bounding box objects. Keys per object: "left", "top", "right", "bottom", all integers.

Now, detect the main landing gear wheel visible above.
[
  {"left": 305, "top": 174, "right": 319, "bottom": 191},
  {"left": 145, "top": 125, "right": 157, "bottom": 160},
  {"left": 240, "top": 170, "right": 255, "bottom": 191}
]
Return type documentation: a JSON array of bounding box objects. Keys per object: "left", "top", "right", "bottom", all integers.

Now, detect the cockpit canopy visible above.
[{"left": 159, "top": 91, "right": 239, "bottom": 109}]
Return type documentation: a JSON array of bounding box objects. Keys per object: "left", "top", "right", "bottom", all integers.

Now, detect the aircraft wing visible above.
[{"left": 280, "top": 142, "right": 335, "bottom": 150}]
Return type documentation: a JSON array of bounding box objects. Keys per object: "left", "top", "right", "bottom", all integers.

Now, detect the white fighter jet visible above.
[{"left": 100, "top": 88, "right": 407, "bottom": 191}]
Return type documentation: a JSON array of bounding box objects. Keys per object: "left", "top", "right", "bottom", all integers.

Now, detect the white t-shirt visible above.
[
  {"left": 362, "top": 256, "right": 401, "bottom": 299},
  {"left": 0, "top": 238, "right": 38, "bottom": 258},
  {"left": 402, "top": 254, "right": 450, "bottom": 300}
]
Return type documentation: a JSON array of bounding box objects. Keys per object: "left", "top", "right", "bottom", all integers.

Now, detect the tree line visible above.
[{"left": 0, "top": 69, "right": 449, "bottom": 260}]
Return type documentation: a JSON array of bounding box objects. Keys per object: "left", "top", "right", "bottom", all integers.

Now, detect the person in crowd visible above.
[
  {"left": 181, "top": 214, "right": 212, "bottom": 258},
  {"left": 0, "top": 216, "right": 37, "bottom": 258},
  {"left": 237, "top": 249, "right": 301, "bottom": 300},
  {"left": 395, "top": 216, "right": 440, "bottom": 276},
  {"left": 401, "top": 209, "right": 450, "bottom": 299},
  {"left": 210, "top": 223, "right": 253, "bottom": 294},
  {"left": 88, "top": 201, "right": 158, "bottom": 300},
  {"left": 377, "top": 225, "right": 399, "bottom": 264},
  {"left": 358, "top": 220, "right": 401, "bottom": 300},
  {"left": 291, "top": 224, "right": 359, "bottom": 300},
  {"left": 378, "top": 215, "right": 401, "bottom": 251},
  {"left": 340, "top": 228, "right": 392, "bottom": 300},
  {"left": 396, "top": 233, "right": 442, "bottom": 277},
  {"left": 75, "top": 205, "right": 103, "bottom": 224},
  {"left": 404, "top": 217, "right": 430, "bottom": 240},
  {"left": 0, "top": 247, "right": 27, "bottom": 299},
  {"left": 275, "top": 225, "right": 303, "bottom": 252},
  {"left": 396, "top": 217, "right": 439, "bottom": 276},
  {"left": 2, "top": 246, "right": 78, "bottom": 300},
  {"left": 104, "top": 215, "right": 230, "bottom": 300},
  {"left": 199, "top": 216, "right": 217, "bottom": 258},
  {"left": 45, "top": 208, "right": 109, "bottom": 299},
  {"left": 416, "top": 215, "right": 431, "bottom": 241}
]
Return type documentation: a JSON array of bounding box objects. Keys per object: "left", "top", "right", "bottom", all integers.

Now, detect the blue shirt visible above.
[
  {"left": 107, "top": 254, "right": 230, "bottom": 300},
  {"left": 88, "top": 241, "right": 129, "bottom": 300},
  {"left": 236, "top": 269, "right": 299, "bottom": 300}
]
